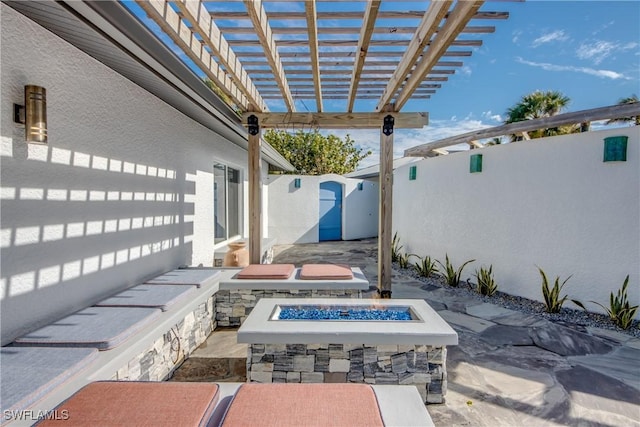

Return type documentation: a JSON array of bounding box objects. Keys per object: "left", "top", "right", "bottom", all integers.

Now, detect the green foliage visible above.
[
  {"left": 398, "top": 253, "right": 415, "bottom": 269},
  {"left": 264, "top": 129, "right": 371, "bottom": 175},
  {"left": 606, "top": 94, "right": 639, "bottom": 126},
  {"left": 391, "top": 232, "right": 403, "bottom": 263},
  {"left": 474, "top": 265, "right": 498, "bottom": 296},
  {"left": 590, "top": 275, "right": 638, "bottom": 330},
  {"left": 505, "top": 90, "right": 578, "bottom": 141},
  {"left": 414, "top": 256, "right": 439, "bottom": 278},
  {"left": 203, "top": 78, "right": 242, "bottom": 116},
  {"left": 538, "top": 267, "right": 575, "bottom": 313},
  {"left": 437, "top": 254, "right": 475, "bottom": 287}
]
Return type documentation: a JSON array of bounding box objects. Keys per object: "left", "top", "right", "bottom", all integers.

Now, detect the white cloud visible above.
[
  {"left": 532, "top": 30, "right": 569, "bottom": 47},
  {"left": 576, "top": 40, "right": 639, "bottom": 65},
  {"left": 460, "top": 66, "right": 472, "bottom": 76},
  {"left": 512, "top": 30, "right": 522, "bottom": 44},
  {"left": 516, "top": 57, "right": 629, "bottom": 80},
  {"left": 482, "top": 111, "right": 502, "bottom": 122}
]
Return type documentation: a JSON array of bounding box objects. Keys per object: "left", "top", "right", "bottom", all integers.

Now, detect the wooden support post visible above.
[
  {"left": 378, "top": 114, "right": 394, "bottom": 298},
  {"left": 247, "top": 114, "right": 262, "bottom": 264}
]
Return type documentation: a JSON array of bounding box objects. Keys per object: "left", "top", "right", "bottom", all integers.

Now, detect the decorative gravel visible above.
[
  {"left": 278, "top": 306, "right": 413, "bottom": 321},
  {"left": 395, "top": 263, "right": 640, "bottom": 339}
]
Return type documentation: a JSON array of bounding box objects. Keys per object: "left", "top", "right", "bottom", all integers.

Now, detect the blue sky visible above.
[{"left": 125, "top": 1, "right": 640, "bottom": 169}]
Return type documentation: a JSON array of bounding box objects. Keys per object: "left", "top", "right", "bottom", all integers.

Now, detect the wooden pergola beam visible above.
[
  {"left": 135, "top": 0, "right": 248, "bottom": 109},
  {"left": 237, "top": 50, "right": 473, "bottom": 58},
  {"left": 211, "top": 11, "right": 509, "bottom": 20},
  {"left": 394, "top": 1, "right": 484, "bottom": 110},
  {"left": 242, "top": 112, "right": 428, "bottom": 129},
  {"left": 405, "top": 103, "right": 640, "bottom": 156},
  {"left": 218, "top": 25, "right": 495, "bottom": 35},
  {"left": 304, "top": 0, "right": 323, "bottom": 112},
  {"left": 172, "top": 0, "right": 266, "bottom": 112},
  {"left": 375, "top": 0, "right": 452, "bottom": 111},
  {"left": 228, "top": 39, "right": 482, "bottom": 47},
  {"left": 347, "top": 0, "right": 381, "bottom": 112},
  {"left": 243, "top": 0, "right": 295, "bottom": 111},
  {"left": 242, "top": 60, "right": 463, "bottom": 68}
]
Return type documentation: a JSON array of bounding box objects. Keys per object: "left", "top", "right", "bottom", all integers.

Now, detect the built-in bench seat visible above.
[
  {"left": 95, "top": 284, "right": 197, "bottom": 312},
  {"left": 216, "top": 264, "right": 369, "bottom": 327},
  {"left": 145, "top": 268, "right": 221, "bottom": 287},
  {"left": 0, "top": 347, "right": 98, "bottom": 424}
]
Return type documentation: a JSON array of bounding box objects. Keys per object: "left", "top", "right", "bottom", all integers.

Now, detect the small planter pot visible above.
[{"left": 223, "top": 242, "right": 250, "bottom": 267}]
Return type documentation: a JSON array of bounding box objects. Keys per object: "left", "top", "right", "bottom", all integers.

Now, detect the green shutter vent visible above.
[
  {"left": 409, "top": 165, "right": 417, "bottom": 180},
  {"left": 470, "top": 154, "right": 483, "bottom": 173},
  {"left": 603, "top": 136, "right": 628, "bottom": 162}
]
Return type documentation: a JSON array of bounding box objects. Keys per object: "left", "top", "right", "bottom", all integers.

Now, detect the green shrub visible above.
[
  {"left": 475, "top": 265, "right": 498, "bottom": 296},
  {"left": 391, "top": 232, "right": 403, "bottom": 263},
  {"left": 415, "top": 256, "right": 439, "bottom": 278},
  {"left": 538, "top": 267, "right": 578, "bottom": 313},
  {"left": 590, "top": 275, "right": 638, "bottom": 330},
  {"left": 437, "top": 254, "right": 475, "bottom": 287},
  {"left": 398, "top": 252, "right": 415, "bottom": 269}
]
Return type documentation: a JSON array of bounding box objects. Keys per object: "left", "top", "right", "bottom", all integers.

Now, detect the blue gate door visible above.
[{"left": 319, "top": 181, "right": 342, "bottom": 241}]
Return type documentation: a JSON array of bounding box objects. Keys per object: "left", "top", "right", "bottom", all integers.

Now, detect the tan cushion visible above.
[
  {"left": 236, "top": 264, "right": 295, "bottom": 279},
  {"left": 221, "top": 383, "right": 384, "bottom": 427},
  {"left": 37, "top": 381, "right": 219, "bottom": 427},
  {"left": 300, "top": 264, "right": 354, "bottom": 280}
]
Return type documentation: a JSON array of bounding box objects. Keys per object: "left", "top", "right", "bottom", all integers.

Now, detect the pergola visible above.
[{"left": 135, "top": 0, "right": 513, "bottom": 297}]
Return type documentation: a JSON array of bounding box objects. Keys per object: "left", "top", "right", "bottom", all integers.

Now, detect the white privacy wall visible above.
[
  {"left": 394, "top": 127, "right": 639, "bottom": 315},
  {"left": 267, "top": 174, "right": 378, "bottom": 244},
  {"left": 0, "top": 6, "right": 254, "bottom": 344}
]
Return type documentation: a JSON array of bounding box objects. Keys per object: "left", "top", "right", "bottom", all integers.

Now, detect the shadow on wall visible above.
[{"left": 0, "top": 140, "right": 195, "bottom": 345}]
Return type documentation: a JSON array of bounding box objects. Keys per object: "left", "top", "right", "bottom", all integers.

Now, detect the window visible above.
[{"left": 214, "top": 163, "right": 242, "bottom": 243}]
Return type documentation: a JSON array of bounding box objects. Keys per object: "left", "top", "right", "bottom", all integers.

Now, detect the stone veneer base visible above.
[
  {"left": 215, "top": 289, "right": 361, "bottom": 327},
  {"left": 111, "top": 294, "right": 217, "bottom": 381},
  {"left": 247, "top": 342, "right": 447, "bottom": 404}
]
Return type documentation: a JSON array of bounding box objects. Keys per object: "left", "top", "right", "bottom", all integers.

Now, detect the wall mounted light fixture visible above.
[
  {"left": 603, "top": 136, "right": 627, "bottom": 162},
  {"left": 409, "top": 165, "right": 417, "bottom": 180},
  {"left": 470, "top": 154, "right": 483, "bottom": 173},
  {"left": 357, "top": 182, "right": 364, "bottom": 191},
  {"left": 13, "top": 85, "right": 48, "bottom": 144},
  {"left": 294, "top": 178, "right": 301, "bottom": 188}
]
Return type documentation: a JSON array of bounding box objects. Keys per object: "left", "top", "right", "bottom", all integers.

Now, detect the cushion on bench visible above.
[
  {"left": 0, "top": 347, "right": 98, "bottom": 418},
  {"left": 300, "top": 264, "right": 354, "bottom": 280},
  {"left": 36, "top": 381, "right": 219, "bottom": 426},
  {"left": 13, "top": 307, "right": 161, "bottom": 351},
  {"left": 95, "top": 284, "right": 196, "bottom": 311},
  {"left": 236, "top": 264, "right": 295, "bottom": 280},
  {"left": 220, "top": 383, "right": 384, "bottom": 427}
]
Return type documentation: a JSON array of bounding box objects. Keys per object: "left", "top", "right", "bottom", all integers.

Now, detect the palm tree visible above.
[
  {"left": 504, "top": 90, "right": 578, "bottom": 141},
  {"left": 606, "top": 95, "right": 639, "bottom": 126}
]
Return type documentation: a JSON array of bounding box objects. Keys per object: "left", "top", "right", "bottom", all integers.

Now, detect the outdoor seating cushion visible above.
[
  {"left": 220, "top": 383, "right": 384, "bottom": 427},
  {"left": 300, "top": 264, "right": 354, "bottom": 280},
  {"left": 1, "top": 347, "right": 98, "bottom": 419},
  {"left": 145, "top": 268, "right": 221, "bottom": 287},
  {"left": 13, "top": 307, "right": 161, "bottom": 350},
  {"left": 95, "top": 284, "right": 196, "bottom": 311},
  {"left": 236, "top": 264, "right": 296, "bottom": 280},
  {"left": 36, "top": 381, "right": 220, "bottom": 426}
]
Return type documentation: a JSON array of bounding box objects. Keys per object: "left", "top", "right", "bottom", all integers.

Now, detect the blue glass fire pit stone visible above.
[{"left": 278, "top": 307, "right": 413, "bottom": 321}]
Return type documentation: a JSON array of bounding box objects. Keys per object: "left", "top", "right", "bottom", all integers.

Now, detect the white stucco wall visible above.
[
  {"left": 267, "top": 174, "right": 378, "bottom": 244},
  {"left": 394, "top": 127, "right": 639, "bottom": 315},
  {"left": 0, "top": 6, "right": 258, "bottom": 344}
]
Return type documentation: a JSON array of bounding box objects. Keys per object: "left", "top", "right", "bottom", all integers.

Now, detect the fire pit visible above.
[{"left": 238, "top": 298, "right": 458, "bottom": 404}]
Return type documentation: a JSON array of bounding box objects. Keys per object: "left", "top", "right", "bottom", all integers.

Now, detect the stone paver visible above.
[{"left": 273, "top": 239, "right": 640, "bottom": 427}]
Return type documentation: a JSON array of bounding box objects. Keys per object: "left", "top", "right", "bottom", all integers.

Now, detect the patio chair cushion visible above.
[
  {"left": 145, "top": 269, "right": 221, "bottom": 288},
  {"left": 236, "top": 264, "right": 296, "bottom": 280},
  {"left": 300, "top": 264, "right": 354, "bottom": 280},
  {"left": 220, "top": 383, "right": 384, "bottom": 427},
  {"left": 95, "top": 284, "right": 196, "bottom": 311},
  {"left": 36, "top": 381, "right": 220, "bottom": 426},
  {"left": 13, "top": 307, "right": 161, "bottom": 350},
  {"left": 1, "top": 347, "right": 98, "bottom": 418}
]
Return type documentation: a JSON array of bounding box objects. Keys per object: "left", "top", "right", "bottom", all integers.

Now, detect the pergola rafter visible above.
[
  {"left": 133, "top": 0, "right": 512, "bottom": 297},
  {"left": 242, "top": 0, "right": 295, "bottom": 111}
]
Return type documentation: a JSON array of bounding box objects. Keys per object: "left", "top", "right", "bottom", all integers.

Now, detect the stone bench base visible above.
[
  {"left": 246, "top": 343, "right": 447, "bottom": 404},
  {"left": 215, "top": 289, "right": 361, "bottom": 327}
]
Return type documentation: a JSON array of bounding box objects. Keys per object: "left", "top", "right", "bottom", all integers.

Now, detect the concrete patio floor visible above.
[{"left": 272, "top": 239, "right": 640, "bottom": 427}]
